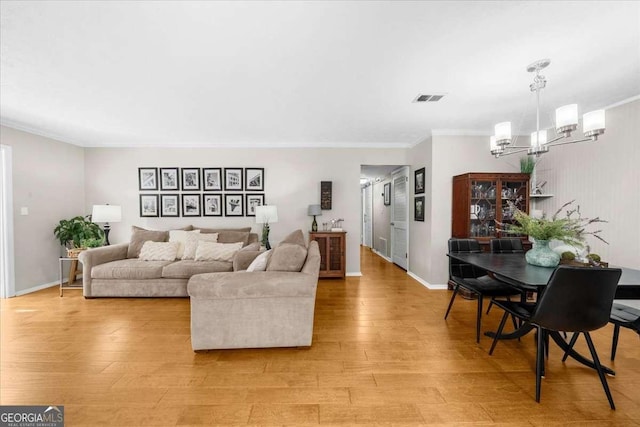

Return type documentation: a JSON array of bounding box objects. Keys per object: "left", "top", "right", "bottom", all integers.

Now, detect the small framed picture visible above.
[
  {"left": 182, "top": 194, "right": 201, "bottom": 217},
  {"left": 245, "top": 168, "right": 264, "bottom": 191},
  {"left": 160, "top": 167, "right": 179, "bottom": 191},
  {"left": 203, "top": 168, "right": 222, "bottom": 191},
  {"left": 202, "top": 193, "right": 222, "bottom": 217},
  {"left": 414, "top": 167, "right": 425, "bottom": 194},
  {"left": 224, "top": 168, "right": 243, "bottom": 191},
  {"left": 415, "top": 196, "right": 425, "bottom": 222},
  {"left": 139, "top": 194, "right": 159, "bottom": 217},
  {"left": 160, "top": 194, "right": 179, "bottom": 217},
  {"left": 181, "top": 168, "right": 201, "bottom": 191},
  {"left": 224, "top": 194, "right": 244, "bottom": 216},
  {"left": 138, "top": 168, "right": 158, "bottom": 190},
  {"left": 383, "top": 182, "right": 391, "bottom": 206},
  {"left": 245, "top": 193, "right": 265, "bottom": 217}
]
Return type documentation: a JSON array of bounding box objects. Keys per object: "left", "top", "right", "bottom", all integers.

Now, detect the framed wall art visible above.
[
  {"left": 160, "top": 167, "right": 179, "bottom": 191},
  {"left": 414, "top": 167, "right": 425, "bottom": 194},
  {"left": 383, "top": 182, "right": 391, "bottom": 206},
  {"left": 321, "top": 181, "right": 332, "bottom": 210},
  {"left": 224, "top": 194, "right": 244, "bottom": 216},
  {"left": 224, "top": 168, "right": 243, "bottom": 191},
  {"left": 245, "top": 193, "right": 265, "bottom": 216},
  {"left": 202, "top": 193, "right": 222, "bottom": 217},
  {"left": 203, "top": 168, "right": 222, "bottom": 191},
  {"left": 415, "top": 196, "right": 425, "bottom": 222},
  {"left": 181, "top": 194, "right": 201, "bottom": 217},
  {"left": 139, "top": 194, "right": 159, "bottom": 217},
  {"left": 138, "top": 167, "right": 158, "bottom": 191},
  {"left": 245, "top": 168, "right": 264, "bottom": 191},
  {"left": 181, "top": 168, "right": 201, "bottom": 191},
  {"left": 160, "top": 194, "right": 179, "bottom": 217}
]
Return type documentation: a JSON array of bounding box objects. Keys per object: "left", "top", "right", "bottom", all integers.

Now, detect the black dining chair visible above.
[
  {"left": 488, "top": 266, "right": 622, "bottom": 409},
  {"left": 609, "top": 303, "right": 640, "bottom": 361},
  {"left": 445, "top": 238, "right": 523, "bottom": 343},
  {"left": 490, "top": 238, "right": 525, "bottom": 253}
]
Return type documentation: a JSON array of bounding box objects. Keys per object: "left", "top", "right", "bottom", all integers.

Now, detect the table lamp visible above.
[
  {"left": 91, "top": 204, "right": 122, "bottom": 245},
  {"left": 255, "top": 205, "right": 278, "bottom": 249},
  {"left": 307, "top": 204, "right": 322, "bottom": 232}
]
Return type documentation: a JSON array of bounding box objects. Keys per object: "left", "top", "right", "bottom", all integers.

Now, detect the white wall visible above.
[
  {"left": 83, "top": 147, "right": 407, "bottom": 275},
  {"left": 0, "top": 126, "right": 85, "bottom": 293}
]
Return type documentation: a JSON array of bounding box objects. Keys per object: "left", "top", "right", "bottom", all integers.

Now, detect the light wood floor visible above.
[{"left": 1, "top": 247, "right": 639, "bottom": 426}]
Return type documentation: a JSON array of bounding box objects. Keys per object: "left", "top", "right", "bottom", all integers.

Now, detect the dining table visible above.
[{"left": 447, "top": 252, "right": 640, "bottom": 376}]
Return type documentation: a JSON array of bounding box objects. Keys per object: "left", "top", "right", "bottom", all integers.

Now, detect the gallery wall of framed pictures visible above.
[
  {"left": 138, "top": 167, "right": 266, "bottom": 218},
  {"left": 413, "top": 167, "right": 425, "bottom": 222}
]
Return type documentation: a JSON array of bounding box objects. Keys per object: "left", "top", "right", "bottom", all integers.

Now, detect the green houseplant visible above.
[
  {"left": 54, "top": 215, "right": 104, "bottom": 256},
  {"left": 500, "top": 200, "right": 607, "bottom": 267}
]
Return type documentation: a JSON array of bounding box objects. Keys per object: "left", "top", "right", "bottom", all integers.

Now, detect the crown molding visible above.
[
  {"left": 604, "top": 94, "right": 640, "bottom": 111},
  {"left": 0, "top": 119, "right": 87, "bottom": 147}
]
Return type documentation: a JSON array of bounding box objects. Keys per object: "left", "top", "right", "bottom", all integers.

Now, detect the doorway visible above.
[
  {"left": 390, "top": 166, "right": 409, "bottom": 270},
  {"left": 0, "top": 144, "right": 15, "bottom": 298}
]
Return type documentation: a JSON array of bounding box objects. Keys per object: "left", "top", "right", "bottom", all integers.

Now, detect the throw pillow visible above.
[
  {"left": 182, "top": 233, "right": 219, "bottom": 260},
  {"left": 278, "top": 229, "right": 306, "bottom": 247},
  {"left": 266, "top": 243, "right": 308, "bottom": 272},
  {"left": 169, "top": 229, "right": 201, "bottom": 259},
  {"left": 239, "top": 242, "right": 261, "bottom": 252},
  {"left": 139, "top": 241, "right": 179, "bottom": 261},
  {"left": 246, "top": 249, "right": 272, "bottom": 272},
  {"left": 194, "top": 241, "right": 244, "bottom": 262},
  {"left": 217, "top": 231, "right": 250, "bottom": 246},
  {"left": 127, "top": 226, "right": 169, "bottom": 258},
  {"left": 196, "top": 227, "right": 251, "bottom": 234}
]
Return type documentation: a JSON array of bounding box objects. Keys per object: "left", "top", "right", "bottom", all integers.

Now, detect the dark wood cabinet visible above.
[
  {"left": 452, "top": 172, "right": 530, "bottom": 248},
  {"left": 309, "top": 231, "right": 346, "bottom": 278}
]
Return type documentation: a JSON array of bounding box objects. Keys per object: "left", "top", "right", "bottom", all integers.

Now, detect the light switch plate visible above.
[{"left": 20, "top": 207, "right": 29, "bottom": 215}]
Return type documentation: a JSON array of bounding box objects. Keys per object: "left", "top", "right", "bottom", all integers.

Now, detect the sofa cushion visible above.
[
  {"left": 139, "top": 241, "right": 180, "bottom": 261},
  {"left": 279, "top": 229, "right": 306, "bottom": 247},
  {"left": 169, "top": 229, "right": 201, "bottom": 259},
  {"left": 267, "top": 243, "right": 308, "bottom": 272},
  {"left": 217, "top": 231, "right": 250, "bottom": 246},
  {"left": 195, "top": 241, "right": 244, "bottom": 262},
  {"left": 197, "top": 227, "right": 251, "bottom": 234},
  {"left": 91, "top": 259, "right": 173, "bottom": 280},
  {"left": 162, "top": 260, "right": 232, "bottom": 279},
  {"left": 240, "top": 242, "right": 261, "bottom": 252},
  {"left": 127, "top": 226, "right": 169, "bottom": 258},
  {"left": 183, "top": 233, "right": 219, "bottom": 260},
  {"left": 247, "top": 249, "right": 272, "bottom": 272}
]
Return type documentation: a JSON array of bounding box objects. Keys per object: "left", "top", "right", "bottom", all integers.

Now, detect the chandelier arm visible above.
[
  {"left": 547, "top": 137, "right": 595, "bottom": 147},
  {"left": 499, "top": 148, "right": 530, "bottom": 157}
]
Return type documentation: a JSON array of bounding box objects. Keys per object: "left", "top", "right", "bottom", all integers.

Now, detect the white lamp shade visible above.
[
  {"left": 91, "top": 205, "right": 121, "bottom": 223},
  {"left": 583, "top": 109, "right": 605, "bottom": 133},
  {"left": 495, "top": 122, "right": 512, "bottom": 142},
  {"left": 307, "top": 204, "right": 322, "bottom": 216},
  {"left": 555, "top": 104, "right": 578, "bottom": 128},
  {"left": 530, "top": 130, "right": 547, "bottom": 147},
  {"left": 489, "top": 136, "right": 497, "bottom": 150},
  {"left": 255, "top": 205, "right": 278, "bottom": 224}
]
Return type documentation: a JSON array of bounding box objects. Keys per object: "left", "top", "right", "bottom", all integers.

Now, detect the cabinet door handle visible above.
[{"left": 390, "top": 222, "right": 395, "bottom": 226}]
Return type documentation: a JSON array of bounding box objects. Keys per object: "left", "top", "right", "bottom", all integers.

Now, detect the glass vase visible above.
[{"left": 525, "top": 239, "right": 560, "bottom": 268}]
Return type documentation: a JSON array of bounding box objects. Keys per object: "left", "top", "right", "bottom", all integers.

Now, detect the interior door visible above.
[
  {"left": 363, "top": 185, "right": 373, "bottom": 248},
  {"left": 391, "top": 167, "right": 409, "bottom": 270}
]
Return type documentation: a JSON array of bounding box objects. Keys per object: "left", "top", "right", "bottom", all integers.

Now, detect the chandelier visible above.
[{"left": 490, "top": 59, "right": 606, "bottom": 158}]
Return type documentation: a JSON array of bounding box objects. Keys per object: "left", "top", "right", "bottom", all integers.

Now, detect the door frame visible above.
[
  {"left": 361, "top": 184, "right": 373, "bottom": 248},
  {"left": 391, "top": 166, "right": 410, "bottom": 270},
  {"left": 1, "top": 144, "right": 16, "bottom": 298}
]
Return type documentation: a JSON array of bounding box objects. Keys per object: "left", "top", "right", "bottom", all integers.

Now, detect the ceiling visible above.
[{"left": 1, "top": 1, "right": 639, "bottom": 148}]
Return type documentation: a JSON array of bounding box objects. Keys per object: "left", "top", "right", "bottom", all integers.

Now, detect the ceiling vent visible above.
[{"left": 413, "top": 94, "right": 446, "bottom": 103}]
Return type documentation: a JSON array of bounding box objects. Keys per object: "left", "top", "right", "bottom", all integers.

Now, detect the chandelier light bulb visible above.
[
  {"left": 583, "top": 109, "right": 606, "bottom": 137},
  {"left": 556, "top": 104, "right": 578, "bottom": 134},
  {"left": 495, "top": 122, "right": 512, "bottom": 146},
  {"left": 530, "top": 130, "right": 547, "bottom": 147}
]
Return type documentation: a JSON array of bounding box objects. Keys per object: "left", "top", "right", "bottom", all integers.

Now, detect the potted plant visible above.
[
  {"left": 54, "top": 215, "right": 105, "bottom": 257},
  {"left": 500, "top": 200, "right": 607, "bottom": 267}
]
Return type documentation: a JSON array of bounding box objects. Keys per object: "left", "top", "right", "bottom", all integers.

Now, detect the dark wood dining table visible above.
[{"left": 447, "top": 252, "right": 640, "bottom": 376}]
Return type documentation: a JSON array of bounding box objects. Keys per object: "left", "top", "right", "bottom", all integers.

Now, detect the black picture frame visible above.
[
  {"left": 321, "top": 181, "right": 332, "bottom": 210},
  {"left": 202, "top": 168, "right": 222, "bottom": 191},
  {"left": 224, "top": 168, "right": 243, "bottom": 191},
  {"left": 245, "top": 193, "right": 265, "bottom": 217},
  {"left": 139, "top": 194, "right": 159, "bottom": 217},
  {"left": 138, "top": 167, "right": 158, "bottom": 191},
  {"left": 224, "top": 194, "right": 244, "bottom": 216},
  {"left": 415, "top": 196, "right": 425, "bottom": 222},
  {"left": 244, "top": 168, "right": 264, "bottom": 191},
  {"left": 383, "top": 182, "right": 391, "bottom": 206},
  {"left": 181, "top": 194, "right": 201, "bottom": 217},
  {"left": 159, "top": 167, "right": 179, "bottom": 191},
  {"left": 181, "top": 168, "right": 201, "bottom": 191},
  {"left": 160, "top": 194, "right": 179, "bottom": 217},
  {"left": 414, "top": 167, "right": 425, "bottom": 194},
  {"left": 202, "top": 193, "right": 223, "bottom": 217}
]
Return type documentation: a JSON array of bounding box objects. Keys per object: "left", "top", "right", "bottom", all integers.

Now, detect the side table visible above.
[{"left": 59, "top": 257, "right": 82, "bottom": 296}]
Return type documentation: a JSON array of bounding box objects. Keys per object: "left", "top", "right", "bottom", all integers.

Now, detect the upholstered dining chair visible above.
[
  {"left": 488, "top": 266, "right": 622, "bottom": 409},
  {"left": 445, "top": 238, "right": 523, "bottom": 343},
  {"left": 490, "top": 238, "right": 525, "bottom": 253}
]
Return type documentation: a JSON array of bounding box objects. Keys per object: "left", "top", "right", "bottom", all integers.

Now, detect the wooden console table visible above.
[{"left": 309, "top": 231, "right": 346, "bottom": 278}]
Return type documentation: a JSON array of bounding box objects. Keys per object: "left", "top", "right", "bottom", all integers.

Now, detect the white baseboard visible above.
[
  {"left": 346, "top": 272, "right": 362, "bottom": 277},
  {"left": 14, "top": 274, "right": 82, "bottom": 297},
  {"left": 371, "top": 249, "right": 392, "bottom": 262},
  {"left": 407, "top": 271, "right": 448, "bottom": 290}
]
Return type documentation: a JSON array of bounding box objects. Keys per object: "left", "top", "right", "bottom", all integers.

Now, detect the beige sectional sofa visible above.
[{"left": 79, "top": 227, "right": 259, "bottom": 298}]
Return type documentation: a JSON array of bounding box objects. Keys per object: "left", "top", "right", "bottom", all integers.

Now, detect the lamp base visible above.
[
  {"left": 311, "top": 216, "right": 318, "bottom": 232},
  {"left": 261, "top": 223, "right": 271, "bottom": 250},
  {"left": 103, "top": 224, "right": 111, "bottom": 246}
]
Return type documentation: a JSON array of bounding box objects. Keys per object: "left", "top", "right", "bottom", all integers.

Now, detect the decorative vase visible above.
[{"left": 525, "top": 239, "right": 560, "bottom": 268}]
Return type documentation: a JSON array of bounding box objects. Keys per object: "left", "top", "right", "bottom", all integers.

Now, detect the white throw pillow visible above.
[
  {"left": 182, "top": 233, "right": 219, "bottom": 260},
  {"left": 139, "top": 241, "right": 179, "bottom": 261},
  {"left": 246, "top": 249, "right": 272, "bottom": 272},
  {"left": 194, "top": 241, "right": 243, "bottom": 262},
  {"left": 169, "top": 229, "right": 200, "bottom": 259}
]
